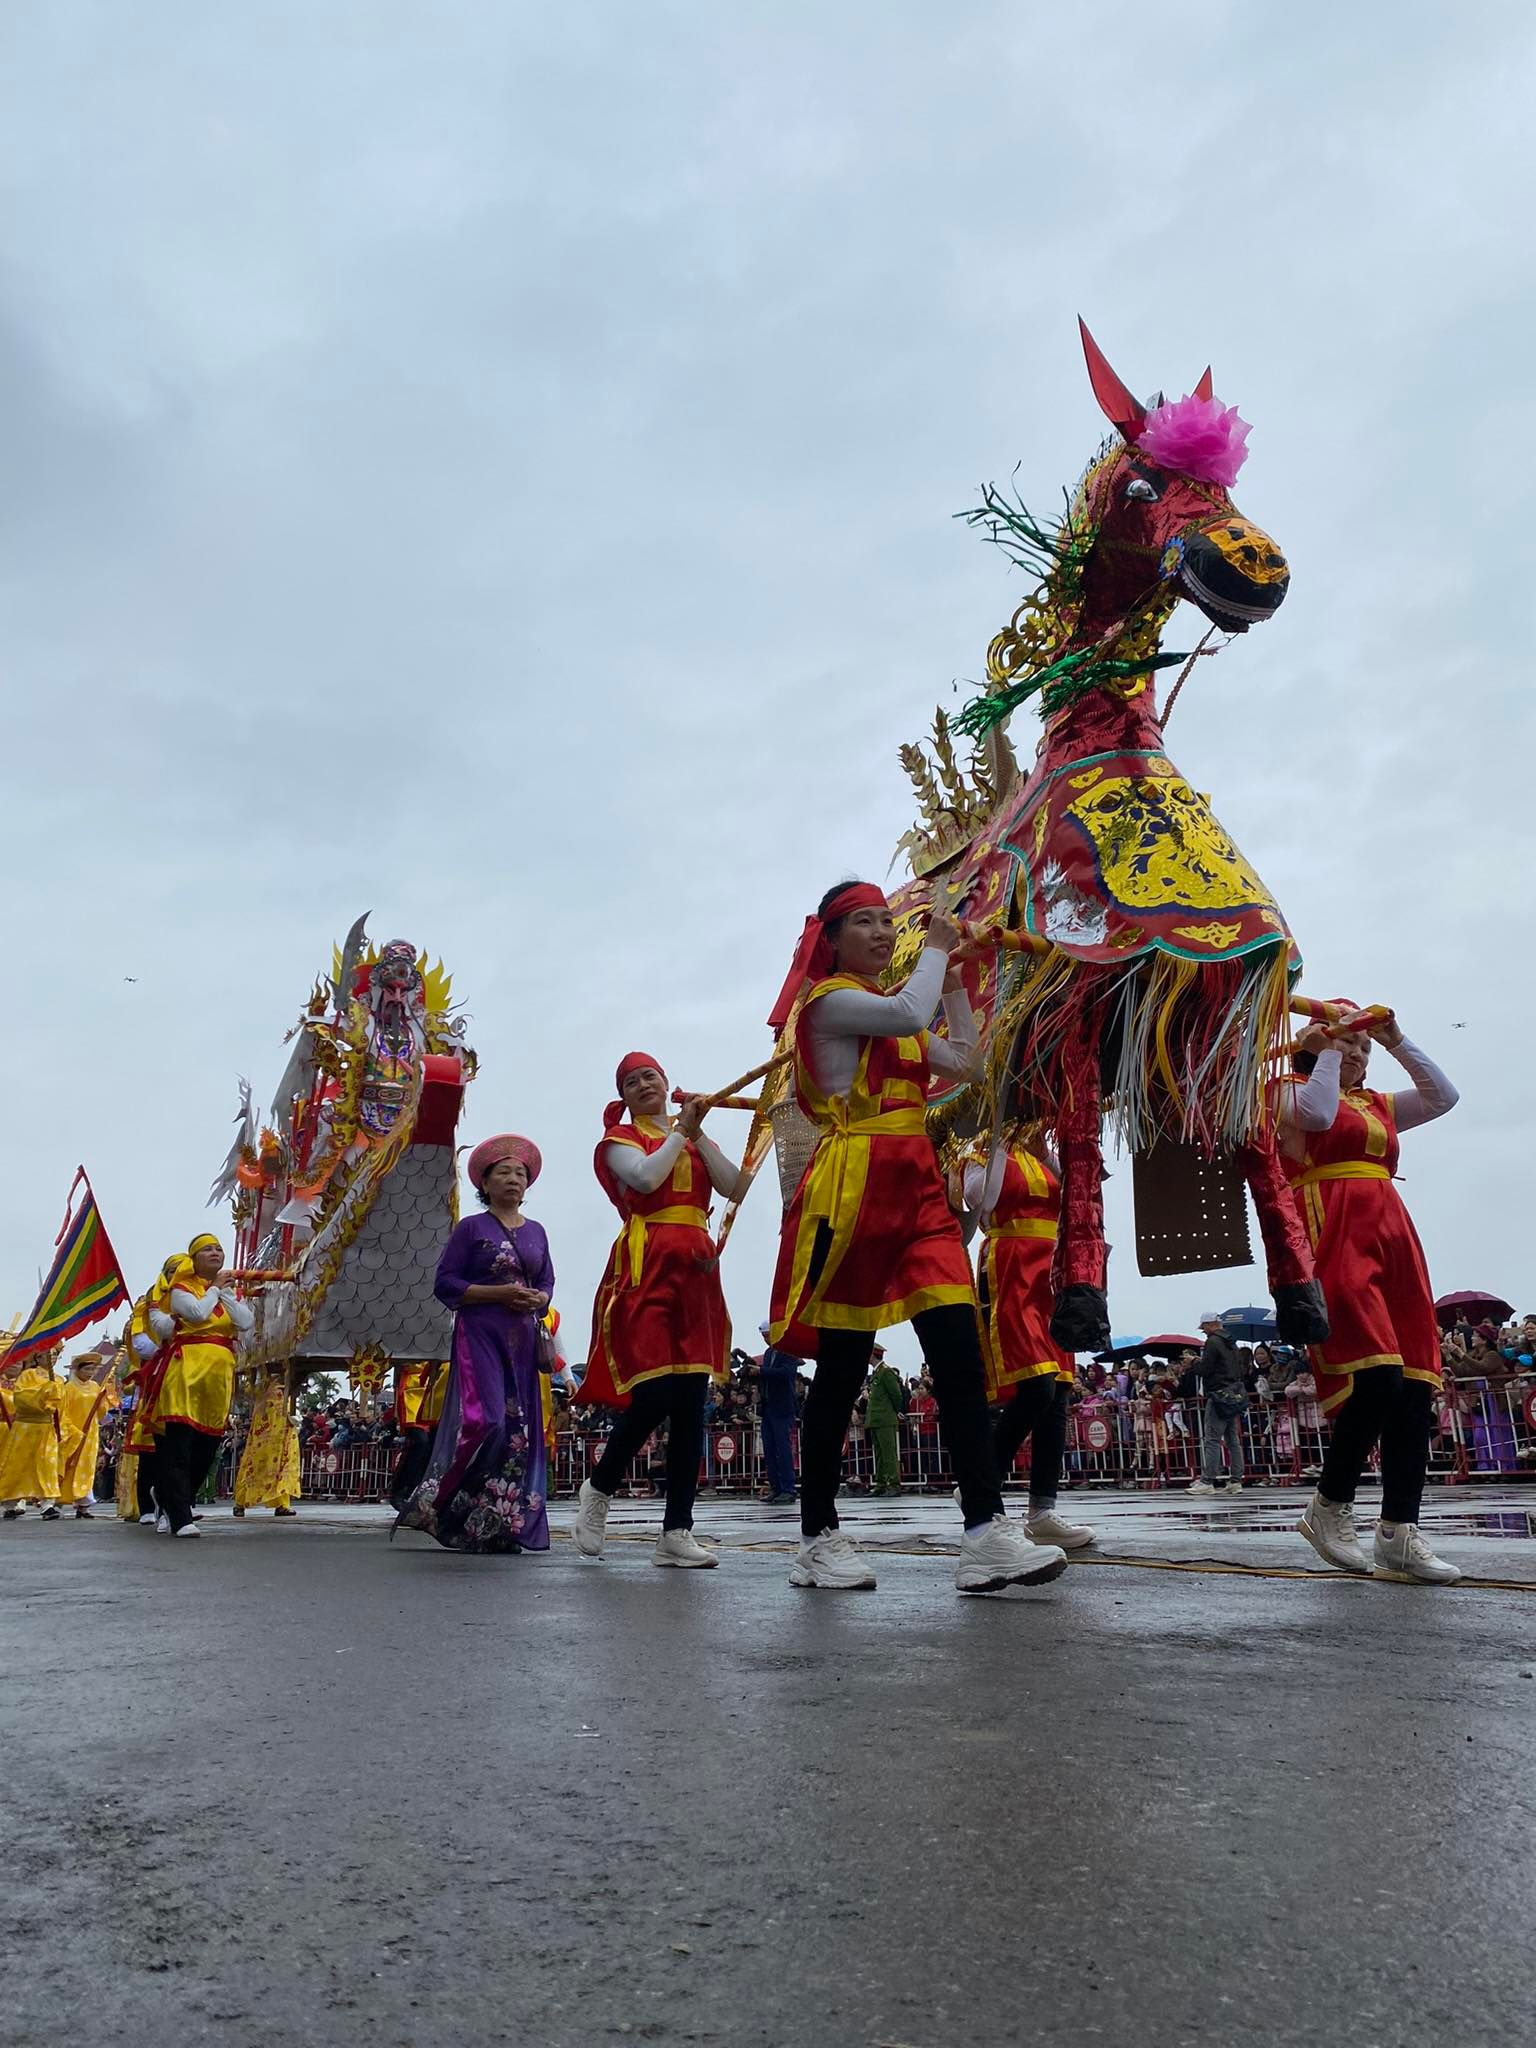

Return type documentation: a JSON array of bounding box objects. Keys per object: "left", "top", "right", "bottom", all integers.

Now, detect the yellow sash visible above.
[
  {"left": 986, "top": 1218, "right": 1059, "bottom": 1242},
  {"left": 617, "top": 1205, "right": 710, "bottom": 1287},
  {"left": 803, "top": 1104, "right": 928, "bottom": 1230},
  {"left": 1294, "top": 1162, "right": 1392, "bottom": 1189}
]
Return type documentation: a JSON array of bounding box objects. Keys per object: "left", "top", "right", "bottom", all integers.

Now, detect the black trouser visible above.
[
  {"left": 1318, "top": 1364, "right": 1434, "bottom": 1526},
  {"left": 994, "top": 1374, "right": 1068, "bottom": 1507},
  {"left": 136, "top": 1446, "right": 160, "bottom": 1520},
  {"left": 592, "top": 1375, "right": 708, "bottom": 1532},
  {"left": 155, "top": 1422, "right": 220, "bottom": 1534},
  {"left": 389, "top": 1427, "right": 433, "bottom": 1511},
  {"left": 800, "top": 1306, "right": 1003, "bottom": 1539}
]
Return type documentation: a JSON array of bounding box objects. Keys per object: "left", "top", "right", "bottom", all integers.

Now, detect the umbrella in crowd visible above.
[
  {"left": 1221, "top": 1306, "right": 1278, "bottom": 1341},
  {"left": 1095, "top": 1333, "right": 1201, "bottom": 1363},
  {"left": 1434, "top": 1290, "right": 1513, "bottom": 1331}
]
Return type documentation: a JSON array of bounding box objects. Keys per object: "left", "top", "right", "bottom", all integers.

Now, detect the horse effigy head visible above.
[
  {"left": 1075, "top": 318, "right": 1288, "bottom": 642},
  {"left": 951, "top": 320, "right": 1289, "bottom": 744}
]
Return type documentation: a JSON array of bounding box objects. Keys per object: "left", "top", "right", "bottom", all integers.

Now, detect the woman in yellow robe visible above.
[
  {"left": 0, "top": 1350, "right": 64, "bottom": 1518},
  {"left": 117, "top": 1256, "right": 184, "bottom": 1523},
  {"left": 153, "top": 1234, "right": 253, "bottom": 1537},
  {"left": 233, "top": 1365, "right": 301, "bottom": 1515},
  {"left": 57, "top": 1355, "right": 117, "bottom": 1516}
]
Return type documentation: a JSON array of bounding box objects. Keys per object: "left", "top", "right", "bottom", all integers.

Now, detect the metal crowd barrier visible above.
[
  {"left": 267, "top": 1377, "right": 1536, "bottom": 1505},
  {"left": 299, "top": 1442, "right": 399, "bottom": 1501}
]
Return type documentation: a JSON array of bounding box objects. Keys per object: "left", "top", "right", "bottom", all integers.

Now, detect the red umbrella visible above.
[
  {"left": 1096, "top": 1333, "right": 1202, "bottom": 1362},
  {"left": 1434, "top": 1291, "right": 1513, "bottom": 1331}
]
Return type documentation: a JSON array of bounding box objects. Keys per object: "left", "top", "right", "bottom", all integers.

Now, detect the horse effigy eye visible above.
[{"left": 1125, "top": 477, "right": 1158, "bottom": 503}]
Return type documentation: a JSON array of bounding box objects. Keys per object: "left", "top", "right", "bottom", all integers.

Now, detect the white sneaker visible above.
[
  {"left": 137, "top": 1512, "right": 157, "bottom": 1526},
  {"left": 173, "top": 1523, "right": 201, "bottom": 1539},
  {"left": 955, "top": 1515, "right": 1068, "bottom": 1594},
  {"left": 1026, "top": 1508, "right": 1095, "bottom": 1551},
  {"left": 1373, "top": 1522, "right": 1461, "bottom": 1585},
  {"left": 155, "top": 1513, "right": 171, "bottom": 1535},
  {"left": 1298, "top": 1492, "right": 1370, "bottom": 1573},
  {"left": 789, "top": 1528, "right": 876, "bottom": 1590},
  {"left": 574, "top": 1479, "right": 610, "bottom": 1559},
  {"left": 652, "top": 1528, "right": 718, "bottom": 1569},
  {"left": 1186, "top": 1480, "right": 1218, "bottom": 1497}
]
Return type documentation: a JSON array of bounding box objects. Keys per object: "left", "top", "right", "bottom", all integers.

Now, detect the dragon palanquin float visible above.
[
  {"left": 769, "top": 322, "right": 1327, "bottom": 1357},
  {"left": 208, "top": 917, "right": 475, "bottom": 1378}
]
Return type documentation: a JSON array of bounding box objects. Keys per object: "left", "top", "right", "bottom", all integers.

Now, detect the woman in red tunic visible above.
[
  {"left": 964, "top": 1130, "right": 1093, "bottom": 1552},
  {"left": 575, "top": 1052, "right": 746, "bottom": 1568},
  {"left": 1282, "top": 1010, "right": 1460, "bottom": 1583},
  {"left": 767, "top": 882, "right": 1069, "bottom": 1595}
]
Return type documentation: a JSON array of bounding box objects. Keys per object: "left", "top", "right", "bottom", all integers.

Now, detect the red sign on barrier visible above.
[
  {"left": 1083, "top": 1417, "right": 1112, "bottom": 1453},
  {"left": 324, "top": 1451, "right": 340, "bottom": 1475},
  {"left": 715, "top": 1433, "right": 736, "bottom": 1464}
]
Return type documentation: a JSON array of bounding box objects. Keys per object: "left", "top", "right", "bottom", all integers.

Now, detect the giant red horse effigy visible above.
[{"left": 881, "top": 322, "right": 1325, "bottom": 1354}]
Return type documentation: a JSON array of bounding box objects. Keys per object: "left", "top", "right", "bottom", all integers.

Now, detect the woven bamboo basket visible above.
[{"left": 767, "top": 1095, "right": 821, "bottom": 1205}]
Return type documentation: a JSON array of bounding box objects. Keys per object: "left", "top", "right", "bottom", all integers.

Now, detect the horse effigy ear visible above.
[
  {"left": 1078, "top": 316, "right": 1146, "bottom": 439},
  {"left": 1193, "top": 366, "right": 1214, "bottom": 401}
]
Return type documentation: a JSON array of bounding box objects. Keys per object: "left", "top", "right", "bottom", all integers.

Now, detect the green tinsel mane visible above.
[{"left": 949, "top": 446, "right": 1188, "bottom": 738}]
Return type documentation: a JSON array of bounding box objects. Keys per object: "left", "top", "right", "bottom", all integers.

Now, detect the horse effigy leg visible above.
[
  {"left": 1049, "top": 1033, "right": 1112, "bottom": 1354},
  {"left": 1237, "top": 1133, "right": 1330, "bottom": 1347}
]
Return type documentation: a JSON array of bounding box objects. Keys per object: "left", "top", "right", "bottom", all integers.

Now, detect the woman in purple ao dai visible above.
[{"left": 395, "top": 1132, "right": 552, "bottom": 1554}]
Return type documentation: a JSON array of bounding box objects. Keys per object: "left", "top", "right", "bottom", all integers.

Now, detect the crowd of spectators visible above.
[
  {"left": 1440, "top": 1315, "right": 1536, "bottom": 1380},
  {"left": 101, "top": 1305, "right": 1530, "bottom": 1508},
  {"left": 297, "top": 1398, "right": 399, "bottom": 1452}
]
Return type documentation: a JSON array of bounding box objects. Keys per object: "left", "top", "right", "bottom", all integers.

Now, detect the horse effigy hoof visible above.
[
  {"left": 1273, "top": 1280, "right": 1329, "bottom": 1348},
  {"left": 1050, "top": 1283, "right": 1112, "bottom": 1354}
]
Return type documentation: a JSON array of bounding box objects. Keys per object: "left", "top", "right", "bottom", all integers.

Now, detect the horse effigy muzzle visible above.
[
  {"left": 1180, "top": 522, "right": 1290, "bottom": 633},
  {"left": 1049, "top": 1283, "right": 1112, "bottom": 1355},
  {"left": 1272, "top": 1279, "right": 1331, "bottom": 1349}
]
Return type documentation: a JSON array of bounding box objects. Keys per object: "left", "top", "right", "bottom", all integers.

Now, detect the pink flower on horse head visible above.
[{"left": 1137, "top": 392, "right": 1251, "bottom": 488}]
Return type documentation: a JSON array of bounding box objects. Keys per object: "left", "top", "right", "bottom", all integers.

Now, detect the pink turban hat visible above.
[{"left": 466, "top": 1133, "right": 542, "bottom": 1191}]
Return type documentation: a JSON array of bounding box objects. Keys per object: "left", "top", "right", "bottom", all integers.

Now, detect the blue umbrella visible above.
[{"left": 1221, "top": 1305, "right": 1276, "bottom": 1342}]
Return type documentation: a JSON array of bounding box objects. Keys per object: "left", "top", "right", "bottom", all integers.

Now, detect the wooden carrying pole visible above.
[
  {"left": 1289, "top": 997, "right": 1392, "bottom": 1038},
  {"left": 671, "top": 1052, "right": 791, "bottom": 1114}
]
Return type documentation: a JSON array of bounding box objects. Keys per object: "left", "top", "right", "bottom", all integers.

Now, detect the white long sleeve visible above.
[
  {"left": 606, "top": 1128, "right": 735, "bottom": 1201},
  {"left": 221, "top": 1293, "right": 255, "bottom": 1333},
  {"left": 131, "top": 1332, "right": 159, "bottom": 1359},
  {"left": 804, "top": 948, "right": 975, "bottom": 1096},
  {"left": 690, "top": 1130, "right": 742, "bottom": 1200},
  {"left": 147, "top": 1309, "right": 174, "bottom": 1341},
  {"left": 604, "top": 1132, "right": 687, "bottom": 1196},
  {"left": 168, "top": 1284, "right": 254, "bottom": 1333},
  {"left": 1277, "top": 1049, "right": 1343, "bottom": 1132},
  {"left": 1388, "top": 1038, "right": 1458, "bottom": 1132},
  {"left": 963, "top": 1150, "right": 1007, "bottom": 1222},
  {"left": 931, "top": 986, "right": 981, "bottom": 1083},
  {"left": 962, "top": 1141, "right": 1062, "bottom": 1225}
]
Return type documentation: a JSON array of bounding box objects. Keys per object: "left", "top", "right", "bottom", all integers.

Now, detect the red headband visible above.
[
  {"left": 604, "top": 1051, "right": 667, "bottom": 1130},
  {"left": 767, "top": 885, "right": 888, "bottom": 1032}
]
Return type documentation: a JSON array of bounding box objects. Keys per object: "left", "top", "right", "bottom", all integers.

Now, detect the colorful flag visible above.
[{"left": 7, "top": 1169, "right": 129, "bottom": 1364}]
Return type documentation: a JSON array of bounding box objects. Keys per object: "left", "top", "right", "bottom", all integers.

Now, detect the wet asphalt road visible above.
[{"left": 2, "top": 1516, "right": 1532, "bottom": 2048}]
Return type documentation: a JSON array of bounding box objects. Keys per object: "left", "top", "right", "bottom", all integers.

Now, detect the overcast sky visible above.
[{"left": 2, "top": 3, "right": 1531, "bottom": 1361}]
